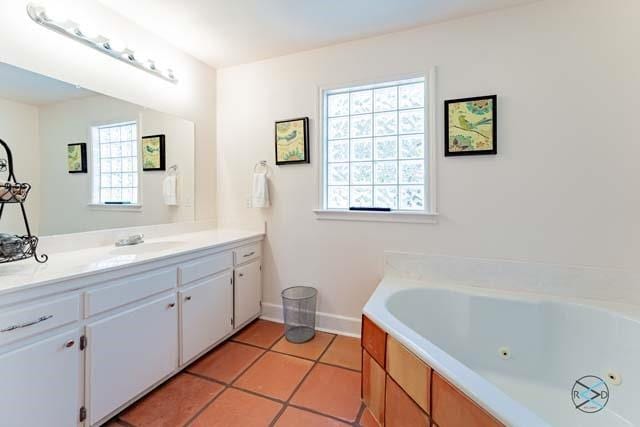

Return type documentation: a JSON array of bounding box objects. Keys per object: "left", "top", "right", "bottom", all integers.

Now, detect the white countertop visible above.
[{"left": 0, "top": 229, "right": 263, "bottom": 297}]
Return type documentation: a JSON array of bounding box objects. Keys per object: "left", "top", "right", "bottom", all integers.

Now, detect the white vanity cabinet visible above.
[
  {"left": 234, "top": 260, "right": 262, "bottom": 328},
  {"left": 0, "top": 328, "right": 83, "bottom": 427},
  {"left": 180, "top": 272, "right": 233, "bottom": 363},
  {"left": 0, "top": 232, "right": 263, "bottom": 427},
  {"left": 86, "top": 293, "right": 179, "bottom": 425}
]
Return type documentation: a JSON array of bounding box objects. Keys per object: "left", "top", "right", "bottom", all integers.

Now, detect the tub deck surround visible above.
[
  {"left": 0, "top": 228, "right": 264, "bottom": 298},
  {"left": 363, "top": 275, "right": 640, "bottom": 427},
  {"left": 384, "top": 251, "right": 640, "bottom": 307}
]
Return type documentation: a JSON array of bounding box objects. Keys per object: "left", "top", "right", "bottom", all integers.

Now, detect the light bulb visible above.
[
  {"left": 40, "top": 6, "right": 65, "bottom": 24},
  {"left": 102, "top": 38, "right": 127, "bottom": 53},
  {"left": 122, "top": 49, "right": 136, "bottom": 62},
  {"left": 36, "top": 7, "right": 73, "bottom": 31},
  {"left": 165, "top": 68, "right": 175, "bottom": 80},
  {"left": 136, "top": 55, "right": 157, "bottom": 71},
  {"left": 72, "top": 25, "right": 99, "bottom": 40}
]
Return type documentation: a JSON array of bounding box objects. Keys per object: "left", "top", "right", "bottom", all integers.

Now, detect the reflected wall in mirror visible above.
[{"left": 0, "top": 62, "right": 195, "bottom": 236}]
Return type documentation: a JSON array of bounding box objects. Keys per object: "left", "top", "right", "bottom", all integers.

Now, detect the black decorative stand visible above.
[{"left": 0, "top": 138, "right": 47, "bottom": 264}]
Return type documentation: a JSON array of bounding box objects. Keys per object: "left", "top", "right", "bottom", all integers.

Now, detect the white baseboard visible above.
[{"left": 260, "top": 303, "right": 361, "bottom": 338}]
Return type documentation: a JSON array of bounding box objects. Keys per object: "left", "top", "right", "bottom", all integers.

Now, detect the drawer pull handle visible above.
[
  {"left": 238, "top": 273, "right": 244, "bottom": 278},
  {"left": 65, "top": 340, "right": 75, "bottom": 348},
  {"left": 0, "top": 314, "right": 53, "bottom": 333},
  {"left": 243, "top": 251, "right": 255, "bottom": 258},
  {"left": 185, "top": 296, "right": 192, "bottom": 301},
  {"left": 168, "top": 303, "right": 176, "bottom": 309}
]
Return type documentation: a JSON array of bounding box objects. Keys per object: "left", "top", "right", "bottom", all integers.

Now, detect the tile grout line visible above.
[
  {"left": 232, "top": 337, "right": 362, "bottom": 373},
  {"left": 180, "top": 333, "right": 282, "bottom": 427},
  {"left": 269, "top": 333, "right": 343, "bottom": 426},
  {"left": 270, "top": 331, "right": 366, "bottom": 425},
  {"left": 354, "top": 402, "right": 367, "bottom": 426},
  {"left": 187, "top": 340, "right": 357, "bottom": 425},
  {"left": 180, "top": 385, "right": 226, "bottom": 427}
]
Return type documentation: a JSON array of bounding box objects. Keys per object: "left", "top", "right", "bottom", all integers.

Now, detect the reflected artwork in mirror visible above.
[{"left": 0, "top": 62, "right": 195, "bottom": 237}]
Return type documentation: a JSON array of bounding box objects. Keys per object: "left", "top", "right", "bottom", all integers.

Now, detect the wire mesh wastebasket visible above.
[{"left": 281, "top": 286, "right": 317, "bottom": 343}]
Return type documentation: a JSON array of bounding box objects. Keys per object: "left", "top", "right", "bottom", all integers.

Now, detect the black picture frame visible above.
[
  {"left": 274, "top": 117, "right": 310, "bottom": 165},
  {"left": 67, "top": 143, "right": 87, "bottom": 173},
  {"left": 142, "top": 134, "right": 166, "bottom": 171},
  {"left": 444, "top": 95, "right": 497, "bottom": 157}
]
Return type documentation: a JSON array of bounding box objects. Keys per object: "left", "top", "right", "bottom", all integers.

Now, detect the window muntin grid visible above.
[
  {"left": 324, "top": 78, "right": 426, "bottom": 211},
  {"left": 94, "top": 122, "right": 139, "bottom": 204}
]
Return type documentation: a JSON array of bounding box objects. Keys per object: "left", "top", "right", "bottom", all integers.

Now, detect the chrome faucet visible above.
[{"left": 115, "top": 234, "right": 144, "bottom": 247}]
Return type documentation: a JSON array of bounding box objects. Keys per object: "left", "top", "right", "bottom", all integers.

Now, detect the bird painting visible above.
[
  {"left": 275, "top": 118, "right": 309, "bottom": 164},
  {"left": 457, "top": 115, "right": 492, "bottom": 131},
  {"left": 445, "top": 95, "right": 497, "bottom": 156},
  {"left": 277, "top": 129, "right": 298, "bottom": 143}
]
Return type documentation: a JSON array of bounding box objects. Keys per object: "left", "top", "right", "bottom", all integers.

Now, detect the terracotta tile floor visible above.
[{"left": 110, "top": 320, "right": 367, "bottom": 427}]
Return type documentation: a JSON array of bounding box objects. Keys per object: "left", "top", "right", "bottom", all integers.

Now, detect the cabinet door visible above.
[
  {"left": 87, "top": 294, "right": 178, "bottom": 425},
  {"left": 0, "top": 329, "right": 82, "bottom": 427},
  {"left": 180, "top": 272, "right": 233, "bottom": 364},
  {"left": 234, "top": 260, "right": 262, "bottom": 328}
]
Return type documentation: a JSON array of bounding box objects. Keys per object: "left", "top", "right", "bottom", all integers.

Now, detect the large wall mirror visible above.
[{"left": 0, "top": 62, "right": 195, "bottom": 236}]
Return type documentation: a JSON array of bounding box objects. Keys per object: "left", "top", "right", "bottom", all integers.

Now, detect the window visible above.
[
  {"left": 91, "top": 121, "right": 139, "bottom": 206},
  {"left": 323, "top": 77, "right": 428, "bottom": 212}
]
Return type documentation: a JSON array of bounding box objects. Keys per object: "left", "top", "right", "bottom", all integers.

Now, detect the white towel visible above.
[
  {"left": 252, "top": 172, "right": 270, "bottom": 208},
  {"left": 163, "top": 175, "right": 178, "bottom": 206}
]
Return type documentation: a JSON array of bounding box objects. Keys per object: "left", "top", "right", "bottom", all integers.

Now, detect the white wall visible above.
[
  {"left": 0, "top": 0, "right": 216, "bottom": 222},
  {"left": 0, "top": 97, "right": 40, "bottom": 234},
  {"left": 38, "top": 94, "right": 195, "bottom": 235},
  {"left": 216, "top": 0, "right": 640, "bottom": 324}
]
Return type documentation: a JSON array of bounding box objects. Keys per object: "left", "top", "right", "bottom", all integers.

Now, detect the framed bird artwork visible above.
[
  {"left": 444, "top": 95, "right": 497, "bottom": 156},
  {"left": 275, "top": 117, "right": 310, "bottom": 165}
]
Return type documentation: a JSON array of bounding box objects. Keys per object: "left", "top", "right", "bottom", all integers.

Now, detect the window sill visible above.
[
  {"left": 313, "top": 209, "right": 438, "bottom": 224},
  {"left": 88, "top": 203, "right": 143, "bottom": 212}
]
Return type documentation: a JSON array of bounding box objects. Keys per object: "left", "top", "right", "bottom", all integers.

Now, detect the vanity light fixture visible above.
[{"left": 26, "top": 3, "right": 178, "bottom": 84}]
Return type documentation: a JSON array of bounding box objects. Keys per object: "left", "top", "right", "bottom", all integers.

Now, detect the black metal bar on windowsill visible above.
[{"left": 348, "top": 207, "right": 392, "bottom": 212}]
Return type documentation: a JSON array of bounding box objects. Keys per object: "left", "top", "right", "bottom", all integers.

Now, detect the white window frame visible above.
[
  {"left": 89, "top": 120, "right": 143, "bottom": 211},
  {"left": 314, "top": 68, "right": 438, "bottom": 224}
]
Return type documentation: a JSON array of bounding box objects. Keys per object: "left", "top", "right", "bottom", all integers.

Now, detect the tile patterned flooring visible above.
[{"left": 107, "top": 320, "right": 366, "bottom": 427}]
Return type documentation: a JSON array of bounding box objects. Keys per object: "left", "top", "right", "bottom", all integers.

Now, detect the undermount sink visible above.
[{"left": 109, "top": 241, "right": 185, "bottom": 255}]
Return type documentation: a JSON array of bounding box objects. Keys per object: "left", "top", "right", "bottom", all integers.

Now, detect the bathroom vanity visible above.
[{"left": 0, "top": 229, "right": 263, "bottom": 426}]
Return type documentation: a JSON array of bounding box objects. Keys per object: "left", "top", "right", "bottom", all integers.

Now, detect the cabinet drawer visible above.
[
  {"left": 233, "top": 243, "right": 261, "bottom": 265},
  {"left": 85, "top": 268, "right": 177, "bottom": 317},
  {"left": 0, "top": 295, "right": 80, "bottom": 346},
  {"left": 179, "top": 252, "right": 232, "bottom": 285}
]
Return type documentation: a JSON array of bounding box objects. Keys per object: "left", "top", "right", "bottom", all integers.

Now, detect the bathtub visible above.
[{"left": 363, "top": 278, "right": 640, "bottom": 427}]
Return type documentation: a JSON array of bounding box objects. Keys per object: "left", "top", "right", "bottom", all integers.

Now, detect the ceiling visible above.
[
  {"left": 98, "top": 0, "right": 534, "bottom": 68},
  {"left": 0, "top": 62, "right": 94, "bottom": 106}
]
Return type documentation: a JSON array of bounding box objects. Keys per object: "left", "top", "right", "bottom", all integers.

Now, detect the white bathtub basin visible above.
[{"left": 364, "top": 279, "right": 640, "bottom": 427}]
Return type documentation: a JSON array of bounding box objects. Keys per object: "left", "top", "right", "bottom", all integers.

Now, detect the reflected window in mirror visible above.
[{"left": 91, "top": 121, "right": 140, "bottom": 206}]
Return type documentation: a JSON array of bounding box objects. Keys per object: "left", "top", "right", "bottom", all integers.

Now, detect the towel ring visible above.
[
  {"left": 253, "top": 160, "right": 271, "bottom": 176},
  {"left": 167, "top": 165, "right": 178, "bottom": 176}
]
